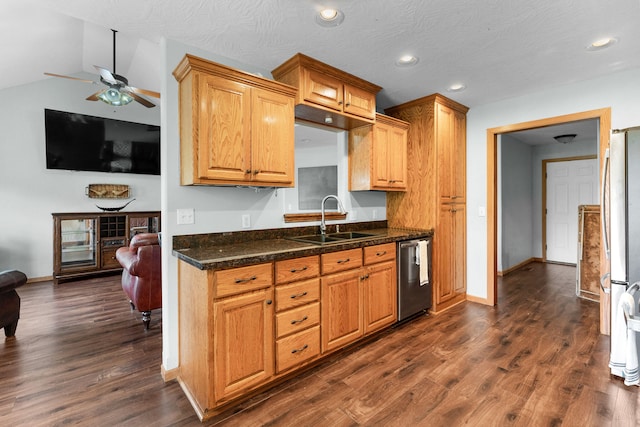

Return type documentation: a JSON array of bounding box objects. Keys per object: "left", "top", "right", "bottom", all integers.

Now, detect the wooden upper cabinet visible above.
[
  {"left": 173, "top": 54, "right": 297, "bottom": 187},
  {"left": 436, "top": 103, "right": 466, "bottom": 203},
  {"left": 272, "top": 53, "right": 381, "bottom": 130},
  {"left": 349, "top": 113, "right": 408, "bottom": 191}
]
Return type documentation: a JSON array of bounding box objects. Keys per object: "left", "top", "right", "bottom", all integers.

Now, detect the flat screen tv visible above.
[{"left": 45, "top": 109, "right": 160, "bottom": 175}]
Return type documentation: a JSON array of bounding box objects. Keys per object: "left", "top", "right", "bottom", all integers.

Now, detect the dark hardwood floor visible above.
[{"left": 0, "top": 262, "right": 636, "bottom": 426}]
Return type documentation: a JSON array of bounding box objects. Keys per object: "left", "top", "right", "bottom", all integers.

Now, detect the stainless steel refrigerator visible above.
[{"left": 608, "top": 127, "right": 640, "bottom": 379}]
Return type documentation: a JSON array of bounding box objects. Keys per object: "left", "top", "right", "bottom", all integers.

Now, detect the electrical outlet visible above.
[
  {"left": 177, "top": 208, "right": 195, "bottom": 225},
  {"left": 242, "top": 214, "right": 251, "bottom": 229},
  {"left": 372, "top": 209, "right": 377, "bottom": 219}
]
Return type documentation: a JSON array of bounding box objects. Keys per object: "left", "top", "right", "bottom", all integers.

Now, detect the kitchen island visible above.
[{"left": 172, "top": 221, "right": 432, "bottom": 421}]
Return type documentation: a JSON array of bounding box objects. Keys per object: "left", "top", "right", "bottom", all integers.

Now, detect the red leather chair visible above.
[
  {"left": 115, "top": 233, "right": 162, "bottom": 330},
  {"left": 0, "top": 270, "right": 27, "bottom": 337}
]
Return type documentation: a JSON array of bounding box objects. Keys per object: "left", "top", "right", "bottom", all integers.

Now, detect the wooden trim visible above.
[
  {"left": 486, "top": 108, "right": 611, "bottom": 308},
  {"left": 161, "top": 365, "right": 179, "bottom": 382},
  {"left": 498, "top": 257, "right": 543, "bottom": 276},
  {"left": 283, "top": 212, "right": 347, "bottom": 223},
  {"left": 466, "top": 294, "right": 490, "bottom": 305},
  {"left": 541, "top": 155, "right": 597, "bottom": 262}
]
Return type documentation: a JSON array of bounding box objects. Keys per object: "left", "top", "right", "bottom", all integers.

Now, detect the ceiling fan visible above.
[{"left": 44, "top": 29, "right": 160, "bottom": 108}]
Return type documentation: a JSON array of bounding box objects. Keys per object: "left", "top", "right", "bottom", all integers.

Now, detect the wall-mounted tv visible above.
[{"left": 45, "top": 109, "right": 160, "bottom": 175}]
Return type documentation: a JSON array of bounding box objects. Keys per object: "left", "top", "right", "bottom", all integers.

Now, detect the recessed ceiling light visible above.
[
  {"left": 395, "top": 55, "right": 419, "bottom": 67},
  {"left": 447, "top": 83, "right": 466, "bottom": 92},
  {"left": 315, "top": 8, "right": 344, "bottom": 27},
  {"left": 587, "top": 37, "right": 617, "bottom": 51}
]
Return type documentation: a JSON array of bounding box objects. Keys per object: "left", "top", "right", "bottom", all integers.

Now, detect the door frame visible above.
[
  {"left": 541, "top": 155, "right": 598, "bottom": 262},
  {"left": 486, "top": 108, "right": 611, "bottom": 313}
]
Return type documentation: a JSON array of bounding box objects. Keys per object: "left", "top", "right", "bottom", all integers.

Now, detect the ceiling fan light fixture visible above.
[
  {"left": 97, "top": 88, "right": 133, "bottom": 106},
  {"left": 553, "top": 133, "right": 577, "bottom": 144},
  {"left": 315, "top": 8, "right": 344, "bottom": 27}
]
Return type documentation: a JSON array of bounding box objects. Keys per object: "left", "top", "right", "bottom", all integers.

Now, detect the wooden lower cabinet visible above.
[
  {"left": 177, "top": 244, "right": 398, "bottom": 421},
  {"left": 321, "top": 268, "right": 364, "bottom": 353},
  {"left": 363, "top": 260, "right": 397, "bottom": 334},
  {"left": 213, "top": 288, "right": 274, "bottom": 399},
  {"left": 434, "top": 203, "right": 466, "bottom": 310}
]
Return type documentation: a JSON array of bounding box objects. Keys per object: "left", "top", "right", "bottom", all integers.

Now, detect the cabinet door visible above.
[
  {"left": 321, "top": 269, "right": 363, "bottom": 353},
  {"left": 198, "top": 75, "right": 251, "bottom": 182},
  {"left": 386, "top": 124, "right": 408, "bottom": 190},
  {"left": 250, "top": 88, "right": 295, "bottom": 184},
  {"left": 435, "top": 204, "right": 466, "bottom": 305},
  {"left": 363, "top": 260, "right": 397, "bottom": 334},
  {"left": 213, "top": 289, "right": 274, "bottom": 400},
  {"left": 343, "top": 83, "right": 376, "bottom": 120},
  {"left": 302, "top": 69, "right": 343, "bottom": 112},
  {"left": 436, "top": 104, "right": 465, "bottom": 203},
  {"left": 371, "top": 123, "right": 391, "bottom": 188},
  {"left": 452, "top": 204, "right": 466, "bottom": 295}
]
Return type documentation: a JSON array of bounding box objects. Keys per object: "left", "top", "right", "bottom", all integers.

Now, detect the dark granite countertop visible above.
[{"left": 172, "top": 223, "right": 433, "bottom": 271}]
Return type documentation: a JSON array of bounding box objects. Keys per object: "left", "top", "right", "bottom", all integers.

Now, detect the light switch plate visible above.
[
  {"left": 242, "top": 214, "right": 251, "bottom": 229},
  {"left": 478, "top": 206, "right": 486, "bottom": 217},
  {"left": 177, "top": 208, "right": 195, "bottom": 224}
]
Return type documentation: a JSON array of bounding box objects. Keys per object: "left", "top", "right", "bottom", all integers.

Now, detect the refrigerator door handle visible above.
[{"left": 601, "top": 147, "right": 611, "bottom": 259}]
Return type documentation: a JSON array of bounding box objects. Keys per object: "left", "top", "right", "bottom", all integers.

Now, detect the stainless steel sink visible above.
[
  {"left": 327, "top": 232, "right": 376, "bottom": 239},
  {"left": 287, "top": 231, "right": 377, "bottom": 245}
]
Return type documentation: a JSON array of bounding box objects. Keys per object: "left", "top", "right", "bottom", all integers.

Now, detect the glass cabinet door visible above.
[{"left": 60, "top": 218, "right": 97, "bottom": 270}]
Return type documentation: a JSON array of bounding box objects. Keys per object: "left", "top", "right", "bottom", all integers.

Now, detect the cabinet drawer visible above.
[
  {"left": 364, "top": 243, "right": 396, "bottom": 265},
  {"left": 276, "top": 302, "right": 320, "bottom": 338},
  {"left": 214, "top": 263, "right": 273, "bottom": 298},
  {"left": 275, "top": 256, "right": 320, "bottom": 284},
  {"left": 321, "top": 248, "right": 362, "bottom": 275},
  {"left": 276, "top": 325, "right": 320, "bottom": 373},
  {"left": 275, "top": 278, "right": 319, "bottom": 312},
  {"left": 101, "top": 248, "right": 121, "bottom": 269}
]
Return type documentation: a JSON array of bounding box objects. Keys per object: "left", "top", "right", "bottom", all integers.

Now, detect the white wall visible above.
[
  {"left": 499, "top": 135, "right": 534, "bottom": 271},
  {"left": 0, "top": 75, "right": 160, "bottom": 278},
  {"left": 467, "top": 67, "right": 640, "bottom": 300},
  {"left": 160, "top": 39, "right": 386, "bottom": 371}
]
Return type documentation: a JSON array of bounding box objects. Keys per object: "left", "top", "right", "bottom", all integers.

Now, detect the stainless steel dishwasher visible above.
[{"left": 397, "top": 238, "right": 432, "bottom": 322}]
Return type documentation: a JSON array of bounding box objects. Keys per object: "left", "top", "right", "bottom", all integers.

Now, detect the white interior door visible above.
[{"left": 546, "top": 159, "right": 598, "bottom": 263}]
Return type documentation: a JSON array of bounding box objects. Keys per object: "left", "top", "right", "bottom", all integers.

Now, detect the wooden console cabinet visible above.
[{"left": 52, "top": 211, "right": 160, "bottom": 284}]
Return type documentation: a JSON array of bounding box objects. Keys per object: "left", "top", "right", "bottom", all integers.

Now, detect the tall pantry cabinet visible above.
[{"left": 385, "top": 94, "right": 469, "bottom": 313}]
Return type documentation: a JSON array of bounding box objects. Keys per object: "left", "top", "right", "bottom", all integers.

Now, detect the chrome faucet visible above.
[{"left": 320, "top": 195, "right": 346, "bottom": 235}]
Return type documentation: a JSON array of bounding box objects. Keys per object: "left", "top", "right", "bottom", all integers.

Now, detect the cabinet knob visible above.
[
  {"left": 266, "top": 299, "right": 273, "bottom": 305},
  {"left": 245, "top": 170, "right": 251, "bottom": 174},
  {"left": 253, "top": 170, "right": 260, "bottom": 175}
]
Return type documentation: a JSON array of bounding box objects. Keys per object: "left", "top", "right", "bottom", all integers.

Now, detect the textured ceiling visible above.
[{"left": 4, "top": 0, "right": 640, "bottom": 113}]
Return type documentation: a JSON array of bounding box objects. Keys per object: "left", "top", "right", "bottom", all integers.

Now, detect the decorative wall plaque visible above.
[{"left": 85, "top": 184, "right": 131, "bottom": 199}]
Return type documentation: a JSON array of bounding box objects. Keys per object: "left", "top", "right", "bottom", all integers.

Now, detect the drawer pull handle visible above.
[
  {"left": 291, "top": 344, "right": 309, "bottom": 354},
  {"left": 290, "top": 291, "right": 308, "bottom": 299},
  {"left": 376, "top": 251, "right": 387, "bottom": 257},
  {"left": 235, "top": 275, "right": 257, "bottom": 284},
  {"left": 336, "top": 258, "right": 350, "bottom": 264},
  {"left": 291, "top": 316, "right": 308, "bottom": 325},
  {"left": 290, "top": 266, "right": 308, "bottom": 273}
]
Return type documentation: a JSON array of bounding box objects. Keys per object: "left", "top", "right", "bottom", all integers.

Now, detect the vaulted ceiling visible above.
[{"left": 4, "top": 0, "right": 640, "bottom": 113}]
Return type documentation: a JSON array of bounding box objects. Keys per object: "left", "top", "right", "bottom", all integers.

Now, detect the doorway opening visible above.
[{"left": 486, "top": 108, "right": 611, "bottom": 307}]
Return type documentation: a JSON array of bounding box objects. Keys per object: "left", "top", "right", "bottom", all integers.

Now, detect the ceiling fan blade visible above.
[
  {"left": 125, "top": 90, "right": 156, "bottom": 108},
  {"left": 94, "top": 65, "right": 117, "bottom": 84},
  {"left": 127, "top": 85, "right": 161, "bottom": 99},
  {"left": 86, "top": 90, "right": 105, "bottom": 101},
  {"left": 44, "top": 72, "right": 96, "bottom": 84}
]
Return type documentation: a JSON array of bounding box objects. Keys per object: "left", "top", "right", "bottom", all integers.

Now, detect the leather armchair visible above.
[
  {"left": 115, "top": 233, "right": 161, "bottom": 330},
  {"left": 0, "top": 270, "right": 27, "bottom": 337}
]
